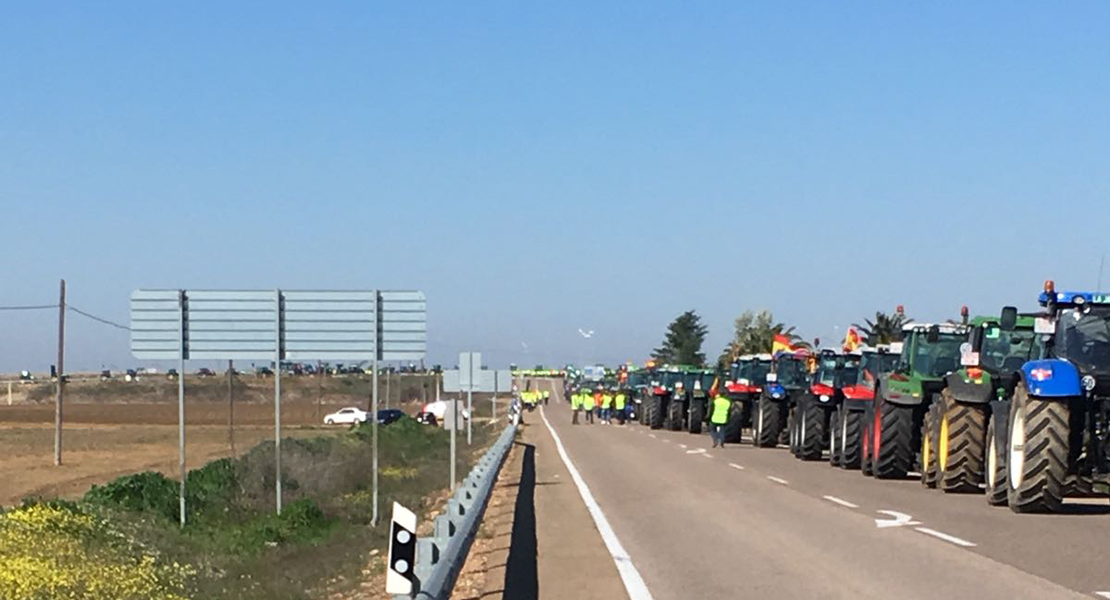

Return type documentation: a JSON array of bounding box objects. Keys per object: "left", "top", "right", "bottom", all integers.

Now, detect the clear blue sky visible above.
[{"left": 2, "top": 2, "right": 1109, "bottom": 372}]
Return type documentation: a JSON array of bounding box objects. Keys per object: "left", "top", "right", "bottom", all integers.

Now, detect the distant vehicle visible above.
[
  {"left": 166, "top": 369, "right": 179, "bottom": 380},
  {"left": 416, "top": 411, "right": 438, "bottom": 426},
  {"left": 19, "top": 370, "right": 34, "bottom": 382},
  {"left": 377, "top": 409, "right": 404, "bottom": 425},
  {"left": 124, "top": 369, "right": 140, "bottom": 382},
  {"left": 100, "top": 369, "right": 112, "bottom": 381},
  {"left": 323, "top": 407, "right": 368, "bottom": 425},
  {"left": 196, "top": 368, "right": 216, "bottom": 378},
  {"left": 422, "top": 399, "right": 448, "bottom": 421},
  {"left": 255, "top": 367, "right": 274, "bottom": 378}
]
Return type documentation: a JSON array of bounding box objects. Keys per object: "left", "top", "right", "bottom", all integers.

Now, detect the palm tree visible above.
[
  {"left": 853, "top": 309, "right": 912, "bottom": 345},
  {"left": 719, "top": 310, "right": 806, "bottom": 364}
]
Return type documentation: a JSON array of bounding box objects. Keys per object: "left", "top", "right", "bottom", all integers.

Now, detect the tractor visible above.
[
  {"left": 986, "top": 284, "right": 1110, "bottom": 512},
  {"left": 830, "top": 345, "right": 900, "bottom": 469},
  {"left": 861, "top": 322, "right": 967, "bottom": 479},
  {"left": 661, "top": 367, "right": 713, "bottom": 432},
  {"left": 791, "top": 349, "right": 842, "bottom": 460},
  {"left": 753, "top": 353, "right": 809, "bottom": 448},
  {"left": 719, "top": 356, "right": 756, "bottom": 443},
  {"left": 647, "top": 366, "right": 682, "bottom": 430},
  {"left": 919, "top": 311, "right": 1037, "bottom": 493}
]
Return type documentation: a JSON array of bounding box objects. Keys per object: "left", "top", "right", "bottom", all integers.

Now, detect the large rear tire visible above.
[
  {"left": 722, "top": 400, "right": 744, "bottom": 443},
  {"left": 829, "top": 408, "right": 841, "bottom": 466},
  {"left": 921, "top": 403, "right": 939, "bottom": 488},
  {"left": 938, "top": 391, "right": 988, "bottom": 494},
  {"left": 688, "top": 399, "right": 705, "bottom": 434},
  {"left": 873, "top": 399, "right": 915, "bottom": 479},
  {"left": 648, "top": 396, "right": 665, "bottom": 429},
  {"left": 860, "top": 411, "right": 874, "bottom": 476},
  {"left": 840, "top": 409, "right": 862, "bottom": 469},
  {"left": 1007, "top": 385, "right": 1069, "bottom": 513},
  {"left": 753, "top": 395, "right": 780, "bottom": 448},
  {"left": 985, "top": 415, "right": 1008, "bottom": 506},
  {"left": 798, "top": 399, "right": 825, "bottom": 461}
]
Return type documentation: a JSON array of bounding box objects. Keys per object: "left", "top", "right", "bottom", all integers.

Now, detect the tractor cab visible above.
[
  {"left": 882, "top": 323, "right": 968, "bottom": 404},
  {"left": 769, "top": 353, "right": 808, "bottom": 393},
  {"left": 949, "top": 312, "right": 1039, "bottom": 403},
  {"left": 809, "top": 350, "right": 841, "bottom": 407}
]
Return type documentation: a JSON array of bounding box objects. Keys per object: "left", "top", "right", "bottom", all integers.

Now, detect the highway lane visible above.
[{"left": 535, "top": 384, "right": 1110, "bottom": 599}]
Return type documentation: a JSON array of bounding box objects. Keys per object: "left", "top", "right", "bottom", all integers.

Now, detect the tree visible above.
[
  {"left": 853, "top": 309, "right": 912, "bottom": 345},
  {"left": 718, "top": 310, "right": 806, "bottom": 366},
  {"left": 652, "top": 310, "right": 708, "bottom": 366}
]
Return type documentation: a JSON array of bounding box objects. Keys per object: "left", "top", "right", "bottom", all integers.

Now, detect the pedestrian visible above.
[
  {"left": 601, "top": 391, "right": 613, "bottom": 424},
  {"left": 571, "top": 390, "right": 581, "bottom": 425},
  {"left": 543, "top": 389, "right": 550, "bottom": 405},
  {"left": 583, "top": 388, "right": 596, "bottom": 424},
  {"left": 614, "top": 390, "right": 627, "bottom": 425},
  {"left": 710, "top": 393, "right": 731, "bottom": 448}
]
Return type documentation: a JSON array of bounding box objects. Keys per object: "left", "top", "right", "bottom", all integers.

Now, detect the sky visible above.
[{"left": 2, "top": 2, "right": 1109, "bottom": 373}]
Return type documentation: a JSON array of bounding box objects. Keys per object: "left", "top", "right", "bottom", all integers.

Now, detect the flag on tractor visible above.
[
  {"left": 772, "top": 333, "right": 794, "bottom": 355},
  {"left": 843, "top": 327, "right": 862, "bottom": 352}
]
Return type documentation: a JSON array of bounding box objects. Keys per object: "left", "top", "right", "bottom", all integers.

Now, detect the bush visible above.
[{"left": 84, "top": 472, "right": 181, "bottom": 522}]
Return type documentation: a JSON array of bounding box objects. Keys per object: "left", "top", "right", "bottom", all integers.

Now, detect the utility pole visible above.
[
  {"left": 385, "top": 366, "right": 391, "bottom": 409},
  {"left": 54, "top": 279, "right": 66, "bottom": 466},
  {"left": 227, "top": 360, "right": 235, "bottom": 457}
]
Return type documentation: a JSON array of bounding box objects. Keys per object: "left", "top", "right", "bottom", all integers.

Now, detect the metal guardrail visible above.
[{"left": 394, "top": 422, "right": 518, "bottom": 600}]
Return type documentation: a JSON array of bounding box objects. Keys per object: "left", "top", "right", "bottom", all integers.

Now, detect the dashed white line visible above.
[
  {"left": 661, "top": 439, "right": 669, "bottom": 443},
  {"left": 822, "top": 495, "right": 859, "bottom": 509},
  {"left": 648, "top": 433, "right": 657, "bottom": 439},
  {"left": 678, "top": 443, "right": 688, "bottom": 449},
  {"left": 539, "top": 407, "right": 655, "bottom": 599},
  {"left": 728, "top": 463, "right": 745, "bottom": 471},
  {"left": 701, "top": 453, "right": 713, "bottom": 459},
  {"left": 914, "top": 527, "right": 977, "bottom": 548},
  {"left": 685, "top": 448, "right": 706, "bottom": 455},
  {"left": 766, "top": 476, "right": 789, "bottom": 485},
  {"left": 1093, "top": 592, "right": 1110, "bottom": 599}
]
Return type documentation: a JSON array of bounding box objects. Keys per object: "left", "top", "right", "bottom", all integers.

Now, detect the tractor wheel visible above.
[
  {"left": 798, "top": 399, "right": 825, "bottom": 460},
  {"left": 920, "top": 404, "right": 939, "bottom": 488},
  {"left": 937, "top": 391, "right": 988, "bottom": 494},
  {"left": 829, "top": 408, "right": 841, "bottom": 466},
  {"left": 722, "top": 401, "right": 744, "bottom": 443},
  {"left": 779, "top": 407, "right": 792, "bottom": 447},
  {"left": 840, "top": 409, "right": 862, "bottom": 470},
  {"left": 753, "top": 395, "right": 780, "bottom": 448},
  {"left": 666, "top": 400, "right": 684, "bottom": 431},
  {"left": 648, "top": 396, "right": 665, "bottom": 429},
  {"left": 873, "top": 399, "right": 915, "bottom": 479},
  {"left": 688, "top": 399, "right": 705, "bottom": 434},
  {"left": 985, "top": 415, "right": 1008, "bottom": 506},
  {"left": 787, "top": 407, "right": 798, "bottom": 455},
  {"left": 1007, "top": 385, "right": 1069, "bottom": 513},
  {"left": 860, "top": 413, "right": 874, "bottom": 477}
]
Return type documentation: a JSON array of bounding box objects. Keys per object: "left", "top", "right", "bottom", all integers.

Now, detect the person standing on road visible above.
[
  {"left": 600, "top": 391, "right": 613, "bottom": 424},
  {"left": 582, "top": 388, "right": 596, "bottom": 424},
  {"left": 571, "top": 390, "right": 582, "bottom": 425},
  {"left": 710, "top": 393, "right": 731, "bottom": 448},
  {"left": 543, "top": 389, "right": 550, "bottom": 405},
  {"left": 614, "top": 390, "right": 627, "bottom": 425}
]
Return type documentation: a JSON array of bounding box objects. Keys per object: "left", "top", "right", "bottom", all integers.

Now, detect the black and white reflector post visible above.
[{"left": 387, "top": 501, "right": 418, "bottom": 595}]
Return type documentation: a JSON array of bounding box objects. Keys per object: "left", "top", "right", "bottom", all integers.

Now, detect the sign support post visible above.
[
  {"left": 274, "top": 289, "right": 283, "bottom": 515},
  {"left": 177, "top": 289, "right": 186, "bottom": 527}
]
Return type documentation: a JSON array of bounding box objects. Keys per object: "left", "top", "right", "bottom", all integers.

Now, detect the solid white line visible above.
[
  {"left": 823, "top": 495, "right": 859, "bottom": 509},
  {"left": 766, "top": 476, "right": 789, "bottom": 485},
  {"left": 539, "top": 407, "right": 654, "bottom": 600},
  {"left": 914, "top": 527, "right": 977, "bottom": 548},
  {"left": 728, "top": 463, "right": 745, "bottom": 471}
]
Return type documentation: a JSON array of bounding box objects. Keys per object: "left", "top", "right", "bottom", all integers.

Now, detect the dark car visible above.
[
  {"left": 197, "top": 368, "right": 216, "bottom": 378},
  {"left": 377, "top": 409, "right": 404, "bottom": 425}
]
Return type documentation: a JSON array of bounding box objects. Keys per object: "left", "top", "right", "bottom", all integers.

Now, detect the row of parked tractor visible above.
[{"left": 626, "top": 282, "right": 1110, "bottom": 514}]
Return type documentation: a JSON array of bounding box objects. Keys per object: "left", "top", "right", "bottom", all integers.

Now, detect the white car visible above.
[{"left": 323, "top": 407, "right": 368, "bottom": 425}]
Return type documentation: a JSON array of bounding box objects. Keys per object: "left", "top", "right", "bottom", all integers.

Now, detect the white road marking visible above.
[
  {"left": 685, "top": 448, "right": 706, "bottom": 454},
  {"left": 539, "top": 407, "right": 654, "bottom": 600},
  {"left": 661, "top": 439, "right": 669, "bottom": 443},
  {"left": 766, "top": 476, "right": 789, "bottom": 485},
  {"left": 823, "top": 495, "right": 859, "bottom": 509},
  {"left": 678, "top": 443, "right": 688, "bottom": 449},
  {"left": 874, "top": 510, "right": 921, "bottom": 529},
  {"left": 701, "top": 453, "right": 713, "bottom": 459},
  {"left": 728, "top": 463, "right": 745, "bottom": 471},
  {"left": 914, "top": 527, "right": 977, "bottom": 548},
  {"left": 648, "top": 434, "right": 657, "bottom": 439},
  {"left": 1094, "top": 592, "right": 1110, "bottom": 599}
]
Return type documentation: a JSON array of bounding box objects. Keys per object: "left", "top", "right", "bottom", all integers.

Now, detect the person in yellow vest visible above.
[
  {"left": 542, "top": 389, "right": 550, "bottom": 405},
  {"left": 600, "top": 391, "right": 614, "bottom": 425},
  {"left": 582, "top": 388, "right": 596, "bottom": 424},
  {"left": 571, "top": 390, "right": 582, "bottom": 425},
  {"left": 614, "top": 390, "right": 627, "bottom": 425},
  {"left": 710, "top": 393, "right": 731, "bottom": 448}
]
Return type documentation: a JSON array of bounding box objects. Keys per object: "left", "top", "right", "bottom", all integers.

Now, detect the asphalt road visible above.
[{"left": 535, "top": 382, "right": 1110, "bottom": 600}]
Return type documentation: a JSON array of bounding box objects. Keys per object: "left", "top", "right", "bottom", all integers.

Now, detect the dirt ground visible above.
[{"left": 0, "top": 399, "right": 416, "bottom": 508}]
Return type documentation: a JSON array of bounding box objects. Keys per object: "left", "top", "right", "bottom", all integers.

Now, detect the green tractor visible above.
[
  {"left": 662, "top": 367, "right": 714, "bottom": 433},
  {"left": 647, "top": 366, "right": 682, "bottom": 430},
  {"left": 920, "top": 310, "right": 1038, "bottom": 493},
  {"left": 862, "top": 322, "right": 968, "bottom": 478}
]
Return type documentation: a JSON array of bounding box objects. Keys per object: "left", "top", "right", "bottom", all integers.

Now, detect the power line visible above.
[
  {"left": 67, "top": 305, "right": 131, "bottom": 331},
  {"left": 0, "top": 304, "right": 58, "bottom": 311}
]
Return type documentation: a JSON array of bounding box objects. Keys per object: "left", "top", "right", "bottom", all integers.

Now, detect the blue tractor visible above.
[{"left": 986, "top": 283, "right": 1110, "bottom": 512}]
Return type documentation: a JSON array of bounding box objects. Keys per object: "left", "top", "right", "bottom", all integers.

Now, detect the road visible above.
[{"left": 533, "top": 381, "right": 1110, "bottom": 600}]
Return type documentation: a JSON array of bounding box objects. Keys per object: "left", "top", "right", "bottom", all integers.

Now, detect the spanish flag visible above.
[
  {"left": 772, "top": 333, "right": 794, "bottom": 355},
  {"left": 843, "top": 327, "right": 861, "bottom": 353}
]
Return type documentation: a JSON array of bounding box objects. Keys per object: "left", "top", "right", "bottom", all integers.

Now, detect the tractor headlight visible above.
[
  {"left": 772, "top": 392, "right": 783, "bottom": 399},
  {"left": 1082, "top": 375, "right": 1097, "bottom": 392},
  {"left": 820, "top": 394, "right": 830, "bottom": 402}
]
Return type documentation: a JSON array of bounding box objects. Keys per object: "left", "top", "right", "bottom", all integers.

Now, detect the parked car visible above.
[
  {"left": 100, "top": 369, "right": 112, "bottom": 381},
  {"left": 323, "top": 407, "right": 369, "bottom": 425},
  {"left": 166, "top": 368, "right": 179, "bottom": 380},
  {"left": 377, "top": 409, "right": 405, "bottom": 425},
  {"left": 197, "top": 368, "right": 216, "bottom": 378}
]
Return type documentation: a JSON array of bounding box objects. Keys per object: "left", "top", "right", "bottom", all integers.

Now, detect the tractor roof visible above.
[
  {"left": 969, "top": 314, "right": 1037, "bottom": 328},
  {"left": 901, "top": 322, "right": 966, "bottom": 335},
  {"left": 1039, "top": 291, "right": 1110, "bottom": 306}
]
